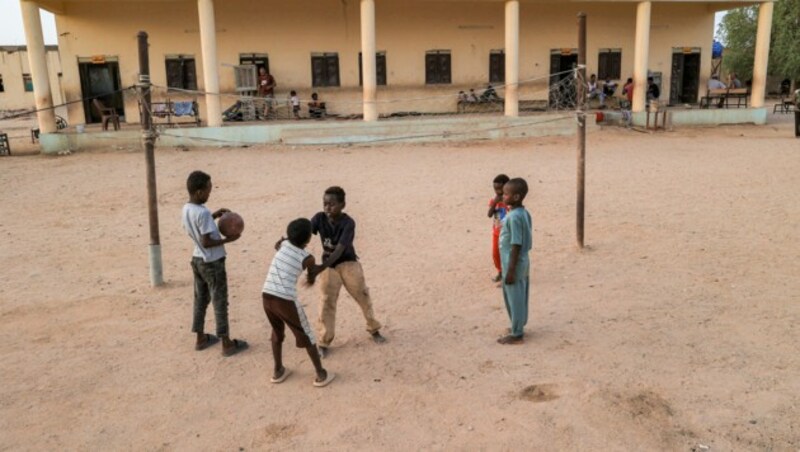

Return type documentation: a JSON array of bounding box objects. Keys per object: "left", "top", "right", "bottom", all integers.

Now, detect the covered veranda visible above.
[{"left": 17, "top": 0, "right": 775, "bottom": 152}]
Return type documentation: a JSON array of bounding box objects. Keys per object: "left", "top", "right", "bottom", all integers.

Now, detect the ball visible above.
[{"left": 218, "top": 212, "right": 244, "bottom": 237}]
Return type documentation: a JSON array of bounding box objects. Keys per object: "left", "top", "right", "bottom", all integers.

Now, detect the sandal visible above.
[
  {"left": 270, "top": 368, "right": 292, "bottom": 384},
  {"left": 313, "top": 372, "right": 336, "bottom": 388}
]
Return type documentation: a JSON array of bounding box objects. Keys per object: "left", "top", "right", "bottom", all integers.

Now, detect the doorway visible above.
[
  {"left": 78, "top": 58, "right": 124, "bottom": 124},
  {"left": 550, "top": 50, "right": 578, "bottom": 108},
  {"left": 669, "top": 48, "right": 701, "bottom": 105}
]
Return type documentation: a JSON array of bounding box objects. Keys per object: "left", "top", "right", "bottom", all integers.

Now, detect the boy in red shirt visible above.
[{"left": 487, "top": 174, "right": 510, "bottom": 283}]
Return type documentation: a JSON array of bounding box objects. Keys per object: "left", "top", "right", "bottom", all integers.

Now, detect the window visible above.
[
  {"left": 311, "top": 53, "right": 340, "bottom": 87},
  {"left": 165, "top": 55, "right": 198, "bottom": 91},
  {"left": 239, "top": 53, "right": 269, "bottom": 74},
  {"left": 0, "top": 75, "right": 4, "bottom": 93},
  {"left": 23, "top": 74, "right": 33, "bottom": 92},
  {"left": 489, "top": 50, "right": 505, "bottom": 84},
  {"left": 598, "top": 49, "right": 622, "bottom": 80},
  {"left": 425, "top": 50, "right": 451, "bottom": 85},
  {"left": 358, "top": 52, "right": 387, "bottom": 86}
]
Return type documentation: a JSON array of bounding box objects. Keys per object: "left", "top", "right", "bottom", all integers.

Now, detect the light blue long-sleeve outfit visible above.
[{"left": 499, "top": 206, "right": 533, "bottom": 337}]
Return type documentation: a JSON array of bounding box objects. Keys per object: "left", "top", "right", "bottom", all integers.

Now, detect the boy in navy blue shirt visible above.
[{"left": 311, "top": 186, "right": 385, "bottom": 357}]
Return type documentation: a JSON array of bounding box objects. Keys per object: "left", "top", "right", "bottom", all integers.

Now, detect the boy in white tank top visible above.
[{"left": 263, "top": 218, "right": 335, "bottom": 387}]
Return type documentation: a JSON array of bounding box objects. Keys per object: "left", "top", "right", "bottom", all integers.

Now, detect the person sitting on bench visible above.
[
  {"left": 728, "top": 73, "right": 743, "bottom": 89},
  {"left": 587, "top": 74, "right": 605, "bottom": 105},
  {"left": 480, "top": 84, "right": 502, "bottom": 102},
  {"left": 602, "top": 78, "right": 617, "bottom": 101},
  {"left": 708, "top": 75, "right": 727, "bottom": 108}
]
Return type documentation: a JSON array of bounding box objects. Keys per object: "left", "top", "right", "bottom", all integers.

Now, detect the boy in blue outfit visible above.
[
  {"left": 497, "top": 177, "right": 533, "bottom": 345},
  {"left": 182, "top": 170, "right": 248, "bottom": 356}
]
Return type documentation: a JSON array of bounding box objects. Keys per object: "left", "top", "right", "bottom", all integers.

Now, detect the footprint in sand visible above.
[{"left": 519, "top": 384, "right": 559, "bottom": 403}]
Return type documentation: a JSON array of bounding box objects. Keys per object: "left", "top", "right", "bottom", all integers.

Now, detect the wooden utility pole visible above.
[
  {"left": 138, "top": 31, "right": 163, "bottom": 286},
  {"left": 576, "top": 13, "right": 587, "bottom": 249}
]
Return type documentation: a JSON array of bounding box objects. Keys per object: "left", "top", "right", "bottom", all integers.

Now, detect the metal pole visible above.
[
  {"left": 138, "top": 31, "right": 163, "bottom": 286},
  {"left": 576, "top": 13, "right": 586, "bottom": 249}
]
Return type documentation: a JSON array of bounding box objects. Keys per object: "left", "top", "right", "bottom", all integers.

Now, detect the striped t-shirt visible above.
[{"left": 262, "top": 241, "right": 310, "bottom": 301}]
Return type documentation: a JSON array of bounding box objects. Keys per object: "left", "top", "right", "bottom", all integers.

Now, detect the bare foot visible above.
[
  {"left": 372, "top": 332, "right": 387, "bottom": 343},
  {"left": 492, "top": 273, "right": 502, "bottom": 283}
]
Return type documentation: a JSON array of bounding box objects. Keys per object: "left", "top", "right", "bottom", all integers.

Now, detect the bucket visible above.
[
  {"left": 595, "top": 112, "right": 605, "bottom": 123},
  {"left": 76, "top": 124, "right": 85, "bottom": 133}
]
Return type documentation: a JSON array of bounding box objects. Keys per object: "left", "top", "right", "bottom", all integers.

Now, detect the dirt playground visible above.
[{"left": 0, "top": 118, "right": 798, "bottom": 450}]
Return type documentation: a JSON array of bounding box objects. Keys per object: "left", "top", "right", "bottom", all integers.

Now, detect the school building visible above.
[
  {"left": 0, "top": 45, "right": 63, "bottom": 112},
  {"left": 19, "top": 0, "right": 774, "bottom": 137}
]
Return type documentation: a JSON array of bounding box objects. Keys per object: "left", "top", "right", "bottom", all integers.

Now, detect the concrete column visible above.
[
  {"left": 360, "top": 0, "right": 378, "bottom": 121},
  {"left": 632, "top": 1, "right": 651, "bottom": 113},
  {"left": 504, "top": 0, "right": 519, "bottom": 117},
  {"left": 20, "top": 0, "right": 56, "bottom": 133},
  {"left": 750, "top": 1, "right": 774, "bottom": 108},
  {"left": 198, "top": 0, "right": 222, "bottom": 127}
]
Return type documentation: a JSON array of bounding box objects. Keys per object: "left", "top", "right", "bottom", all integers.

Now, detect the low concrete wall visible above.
[
  {"left": 40, "top": 114, "right": 583, "bottom": 153},
  {"left": 592, "top": 107, "right": 768, "bottom": 128},
  {"left": 631, "top": 107, "right": 767, "bottom": 127}
]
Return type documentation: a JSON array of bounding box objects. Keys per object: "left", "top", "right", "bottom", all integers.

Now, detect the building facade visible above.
[
  {"left": 0, "top": 45, "right": 63, "bottom": 112},
  {"left": 20, "top": 0, "right": 774, "bottom": 132}
]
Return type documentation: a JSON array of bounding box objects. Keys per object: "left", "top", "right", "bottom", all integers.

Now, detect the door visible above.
[
  {"left": 681, "top": 53, "right": 701, "bottom": 104},
  {"left": 79, "top": 60, "right": 124, "bottom": 124},
  {"left": 669, "top": 49, "right": 701, "bottom": 105},
  {"left": 550, "top": 51, "right": 578, "bottom": 108},
  {"left": 669, "top": 53, "right": 684, "bottom": 106}
]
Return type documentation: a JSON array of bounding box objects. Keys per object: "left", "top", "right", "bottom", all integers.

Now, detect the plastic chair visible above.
[{"left": 92, "top": 99, "right": 121, "bottom": 131}]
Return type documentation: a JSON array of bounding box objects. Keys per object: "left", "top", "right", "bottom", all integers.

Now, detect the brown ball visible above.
[{"left": 218, "top": 212, "right": 244, "bottom": 237}]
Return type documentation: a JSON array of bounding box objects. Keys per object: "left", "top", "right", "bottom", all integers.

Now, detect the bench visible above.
[
  {"left": 456, "top": 99, "right": 563, "bottom": 113},
  {"left": 457, "top": 99, "right": 504, "bottom": 114},
  {"left": 725, "top": 88, "right": 749, "bottom": 108},
  {"left": 143, "top": 99, "right": 201, "bottom": 127},
  {"left": 520, "top": 100, "right": 549, "bottom": 112},
  {"left": 701, "top": 88, "right": 749, "bottom": 109}
]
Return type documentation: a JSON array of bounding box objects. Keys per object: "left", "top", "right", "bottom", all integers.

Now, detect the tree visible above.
[
  {"left": 716, "top": 6, "right": 758, "bottom": 81},
  {"left": 717, "top": 1, "right": 800, "bottom": 89},
  {"left": 770, "top": 0, "right": 800, "bottom": 90}
]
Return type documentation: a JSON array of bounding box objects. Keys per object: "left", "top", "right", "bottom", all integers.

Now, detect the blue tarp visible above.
[{"left": 712, "top": 40, "right": 724, "bottom": 59}]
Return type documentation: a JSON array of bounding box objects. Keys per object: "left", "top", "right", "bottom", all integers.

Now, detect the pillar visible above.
[
  {"left": 20, "top": 0, "right": 56, "bottom": 133},
  {"left": 198, "top": 0, "right": 222, "bottom": 127},
  {"left": 504, "top": 0, "right": 520, "bottom": 117},
  {"left": 750, "top": 1, "right": 774, "bottom": 108},
  {"left": 632, "top": 1, "right": 651, "bottom": 113},
  {"left": 360, "top": 0, "right": 378, "bottom": 122}
]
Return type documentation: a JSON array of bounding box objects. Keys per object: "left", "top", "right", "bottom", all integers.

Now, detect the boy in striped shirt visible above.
[{"left": 263, "top": 218, "right": 335, "bottom": 387}]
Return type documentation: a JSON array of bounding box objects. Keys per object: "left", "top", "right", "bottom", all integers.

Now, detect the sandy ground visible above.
[{"left": 0, "top": 115, "right": 799, "bottom": 450}]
